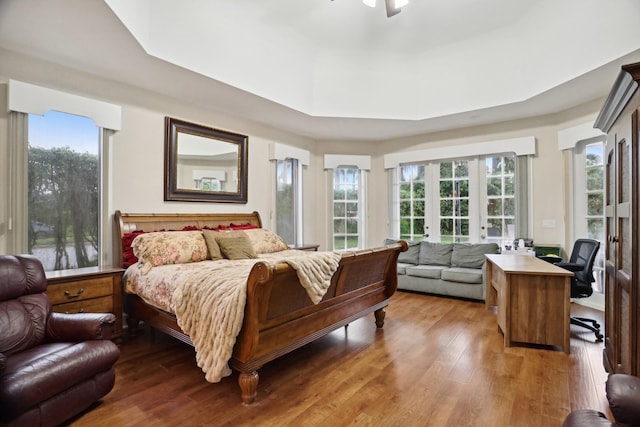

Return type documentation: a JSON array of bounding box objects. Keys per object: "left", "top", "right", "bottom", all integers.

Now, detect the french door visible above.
[{"left": 398, "top": 156, "right": 516, "bottom": 247}]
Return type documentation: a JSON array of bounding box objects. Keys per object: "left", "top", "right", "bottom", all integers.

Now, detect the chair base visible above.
[{"left": 570, "top": 316, "right": 603, "bottom": 342}]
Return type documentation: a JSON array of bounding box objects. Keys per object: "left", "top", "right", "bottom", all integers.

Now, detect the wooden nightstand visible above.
[{"left": 45, "top": 266, "right": 124, "bottom": 338}]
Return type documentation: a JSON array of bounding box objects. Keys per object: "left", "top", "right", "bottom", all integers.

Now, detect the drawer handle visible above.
[{"left": 64, "top": 288, "right": 85, "bottom": 298}]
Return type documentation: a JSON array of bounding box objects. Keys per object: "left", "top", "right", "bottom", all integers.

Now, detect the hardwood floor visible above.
[{"left": 68, "top": 291, "right": 609, "bottom": 427}]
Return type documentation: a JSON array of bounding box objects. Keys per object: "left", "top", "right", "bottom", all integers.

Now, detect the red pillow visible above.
[{"left": 122, "top": 230, "right": 146, "bottom": 268}]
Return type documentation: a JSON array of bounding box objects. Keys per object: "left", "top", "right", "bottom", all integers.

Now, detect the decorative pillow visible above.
[
  {"left": 243, "top": 228, "right": 289, "bottom": 254},
  {"left": 384, "top": 238, "right": 420, "bottom": 265},
  {"left": 202, "top": 230, "right": 224, "bottom": 260},
  {"left": 215, "top": 232, "right": 257, "bottom": 260},
  {"left": 419, "top": 242, "right": 453, "bottom": 266},
  {"left": 450, "top": 243, "right": 500, "bottom": 269},
  {"left": 132, "top": 231, "right": 209, "bottom": 273}
]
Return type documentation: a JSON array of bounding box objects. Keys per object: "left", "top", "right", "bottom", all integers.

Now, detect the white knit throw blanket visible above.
[{"left": 172, "top": 251, "right": 342, "bottom": 383}]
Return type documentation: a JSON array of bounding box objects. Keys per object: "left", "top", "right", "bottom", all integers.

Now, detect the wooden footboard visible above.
[{"left": 115, "top": 210, "right": 406, "bottom": 404}]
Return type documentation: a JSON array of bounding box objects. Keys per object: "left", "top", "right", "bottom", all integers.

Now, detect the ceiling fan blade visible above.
[{"left": 385, "top": 0, "right": 402, "bottom": 17}]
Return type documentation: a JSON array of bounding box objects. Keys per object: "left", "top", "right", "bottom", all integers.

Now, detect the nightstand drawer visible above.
[
  {"left": 52, "top": 296, "right": 114, "bottom": 314},
  {"left": 46, "top": 277, "right": 113, "bottom": 305}
]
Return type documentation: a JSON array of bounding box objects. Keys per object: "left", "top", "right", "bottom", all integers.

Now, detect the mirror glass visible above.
[{"left": 165, "top": 117, "right": 248, "bottom": 203}]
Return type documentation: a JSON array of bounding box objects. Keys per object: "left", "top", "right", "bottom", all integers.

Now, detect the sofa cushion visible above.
[
  {"left": 418, "top": 242, "right": 453, "bottom": 266},
  {"left": 451, "top": 243, "right": 500, "bottom": 269},
  {"left": 405, "top": 265, "right": 446, "bottom": 279},
  {"left": 441, "top": 267, "right": 483, "bottom": 284},
  {"left": 385, "top": 239, "right": 420, "bottom": 265},
  {"left": 397, "top": 262, "right": 414, "bottom": 275}
]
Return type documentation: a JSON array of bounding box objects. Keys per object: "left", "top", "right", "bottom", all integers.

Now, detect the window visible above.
[
  {"left": 271, "top": 143, "right": 309, "bottom": 247},
  {"left": 325, "top": 155, "right": 370, "bottom": 250},
  {"left": 28, "top": 111, "right": 100, "bottom": 271},
  {"left": 275, "top": 158, "right": 300, "bottom": 245},
  {"left": 5, "top": 80, "right": 121, "bottom": 270},
  {"left": 332, "top": 166, "right": 361, "bottom": 250},
  {"left": 574, "top": 139, "right": 605, "bottom": 292}
]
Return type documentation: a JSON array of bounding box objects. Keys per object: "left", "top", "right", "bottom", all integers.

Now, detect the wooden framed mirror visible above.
[{"left": 164, "top": 117, "right": 248, "bottom": 203}]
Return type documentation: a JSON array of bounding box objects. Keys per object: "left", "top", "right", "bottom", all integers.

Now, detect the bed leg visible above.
[
  {"left": 238, "top": 371, "right": 259, "bottom": 404},
  {"left": 374, "top": 308, "right": 386, "bottom": 328}
]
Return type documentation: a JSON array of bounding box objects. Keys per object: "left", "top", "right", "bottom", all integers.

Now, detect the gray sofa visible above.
[{"left": 385, "top": 239, "right": 500, "bottom": 301}]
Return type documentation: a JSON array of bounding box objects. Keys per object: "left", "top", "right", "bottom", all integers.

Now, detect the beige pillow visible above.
[
  {"left": 215, "top": 232, "right": 257, "bottom": 260},
  {"left": 243, "top": 228, "right": 289, "bottom": 254},
  {"left": 132, "top": 231, "right": 209, "bottom": 273},
  {"left": 202, "top": 230, "right": 224, "bottom": 260}
]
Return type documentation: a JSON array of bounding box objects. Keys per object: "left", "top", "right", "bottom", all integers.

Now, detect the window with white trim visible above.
[
  {"left": 573, "top": 138, "right": 605, "bottom": 293},
  {"left": 270, "top": 143, "right": 308, "bottom": 246},
  {"left": 275, "top": 158, "right": 300, "bottom": 245},
  {"left": 332, "top": 166, "right": 362, "bottom": 250},
  {"left": 325, "top": 155, "right": 369, "bottom": 250},
  {"left": 5, "top": 80, "right": 121, "bottom": 269},
  {"left": 28, "top": 111, "right": 100, "bottom": 270}
]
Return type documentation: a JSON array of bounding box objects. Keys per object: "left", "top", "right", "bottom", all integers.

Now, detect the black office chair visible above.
[{"left": 556, "top": 238, "right": 603, "bottom": 342}]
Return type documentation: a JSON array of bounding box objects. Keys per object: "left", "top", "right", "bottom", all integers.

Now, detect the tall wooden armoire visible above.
[{"left": 594, "top": 62, "right": 640, "bottom": 375}]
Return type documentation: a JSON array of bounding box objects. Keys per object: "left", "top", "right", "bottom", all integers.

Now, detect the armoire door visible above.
[{"left": 603, "top": 111, "right": 636, "bottom": 375}]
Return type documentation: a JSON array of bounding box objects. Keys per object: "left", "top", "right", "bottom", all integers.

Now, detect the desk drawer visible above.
[
  {"left": 46, "top": 277, "right": 113, "bottom": 305},
  {"left": 51, "top": 296, "right": 114, "bottom": 314}
]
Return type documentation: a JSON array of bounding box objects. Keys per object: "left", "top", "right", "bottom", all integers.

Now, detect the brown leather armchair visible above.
[
  {"left": 0, "top": 255, "right": 120, "bottom": 427},
  {"left": 563, "top": 373, "right": 640, "bottom": 427}
]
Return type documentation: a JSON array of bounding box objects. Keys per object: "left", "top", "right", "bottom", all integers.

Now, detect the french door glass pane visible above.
[
  {"left": 399, "top": 164, "right": 427, "bottom": 241},
  {"left": 439, "top": 160, "right": 469, "bottom": 242},
  {"left": 485, "top": 156, "right": 516, "bottom": 248}
]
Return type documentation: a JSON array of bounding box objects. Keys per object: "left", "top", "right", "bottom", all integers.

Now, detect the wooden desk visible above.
[{"left": 485, "top": 254, "right": 574, "bottom": 353}]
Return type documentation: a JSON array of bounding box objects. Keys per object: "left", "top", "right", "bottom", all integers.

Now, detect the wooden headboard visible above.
[{"left": 113, "top": 210, "right": 263, "bottom": 267}]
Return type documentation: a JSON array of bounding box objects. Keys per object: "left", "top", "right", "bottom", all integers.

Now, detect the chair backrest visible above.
[
  {"left": 0, "top": 254, "right": 51, "bottom": 355},
  {"left": 568, "top": 239, "right": 600, "bottom": 285}
]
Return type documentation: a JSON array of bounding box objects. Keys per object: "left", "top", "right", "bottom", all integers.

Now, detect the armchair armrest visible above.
[
  {"left": 45, "top": 312, "right": 116, "bottom": 342},
  {"left": 0, "top": 352, "right": 5, "bottom": 375},
  {"left": 556, "top": 262, "right": 582, "bottom": 272},
  {"left": 607, "top": 373, "right": 640, "bottom": 427}
]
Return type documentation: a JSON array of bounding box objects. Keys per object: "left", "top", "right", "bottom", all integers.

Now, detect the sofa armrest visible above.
[
  {"left": 46, "top": 312, "right": 116, "bottom": 342},
  {"left": 0, "top": 352, "right": 6, "bottom": 375},
  {"left": 607, "top": 374, "right": 640, "bottom": 427}
]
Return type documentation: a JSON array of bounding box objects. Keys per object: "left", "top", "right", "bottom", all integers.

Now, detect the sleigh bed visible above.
[{"left": 114, "top": 210, "right": 406, "bottom": 404}]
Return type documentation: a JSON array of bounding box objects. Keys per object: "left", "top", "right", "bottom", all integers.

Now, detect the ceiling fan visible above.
[
  {"left": 330, "top": 0, "right": 409, "bottom": 18},
  {"left": 363, "top": 0, "right": 409, "bottom": 17}
]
